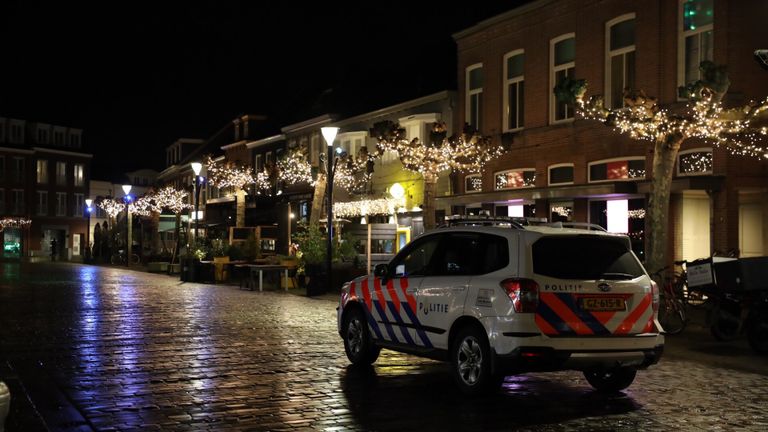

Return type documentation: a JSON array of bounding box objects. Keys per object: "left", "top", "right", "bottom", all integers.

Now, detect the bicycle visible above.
[
  {"left": 651, "top": 265, "right": 687, "bottom": 335},
  {"left": 110, "top": 249, "right": 140, "bottom": 265}
]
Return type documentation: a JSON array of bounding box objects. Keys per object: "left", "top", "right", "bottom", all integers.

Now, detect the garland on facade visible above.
[
  {"left": 333, "top": 197, "right": 402, "bottom": 218},
  {"left": 0, "top": 217, "right": 32, "bottom": 231},
  {"left": 371, "top": 121, "right": 505, "bottom": 178},
  {"left": 326, "top": 148, "right": 376, "bottom": 191},
  {"left": 97, "top": 186, "right": 191, "bottom": 218},
  {"left": 205, "top": 156, "right": 255, "bottom": 190}
]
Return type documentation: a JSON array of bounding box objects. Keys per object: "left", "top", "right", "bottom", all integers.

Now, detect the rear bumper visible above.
[{"left": 492, "top": 343, "right": 664, "bottom": 375}]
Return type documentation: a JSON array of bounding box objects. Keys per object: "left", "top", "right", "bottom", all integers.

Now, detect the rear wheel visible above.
[
  {"left": 583, "top": 367, "right": 637, "bottom": 392},
  {"left": 450, "top": 326, "right": 503, "bottom": 396},
  {"left": 342, "top": 307, "right": 380, "bottom": 365},
  {"left": 710, "top": 304, "right": 740, "bottom": 341},
  {"left": 659, "top": 296, "right": 686, "bottom": 335}
]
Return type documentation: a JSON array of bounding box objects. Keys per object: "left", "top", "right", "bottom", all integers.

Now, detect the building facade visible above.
[
  {"left": 449, "top": 0, "right": 768, "bottom": 263},
  {"left": 0, "top": 117, "right": 91, "bottom": 260}
]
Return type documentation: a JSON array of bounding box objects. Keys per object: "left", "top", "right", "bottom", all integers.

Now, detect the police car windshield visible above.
[{"left": 532, "top": 236, "right": 644, "bottom": 280}]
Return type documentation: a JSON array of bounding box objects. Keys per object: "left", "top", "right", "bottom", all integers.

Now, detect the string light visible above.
[
  {"left": 277, "top": 147, "right": 315, "bottom": 185},
  {"left": 577, "top": 91, "right": 768, "bottom": 157},
  {"left": 628, "top": 209, "right": 646, "bottom": 219},
  {"left": 373, "top": 121, "right": 505, "bottom": 181},
  {"left": 679, "top": 151, "right": 713, "bottom": 174},
  {"left": 205, "top": 156, "right": 255, "bottom": 190},
  {"left": 333, "top": 197, "right": 401, "bottom": 218},
  {"left": 97, "top": 198, "right": 125, "bottom": 218},
  {"left": 0, "top": 218, "right": 31, "bottom": 230}
]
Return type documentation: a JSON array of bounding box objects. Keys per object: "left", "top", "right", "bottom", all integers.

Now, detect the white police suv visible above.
[{"left": 337, "top": 221, "right": 664, "bottom": 395}]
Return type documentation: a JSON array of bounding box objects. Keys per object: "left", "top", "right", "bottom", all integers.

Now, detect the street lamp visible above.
[
  {"left": 190, "top": 162, "right": 203, "bottom": 247},
  {"left": 122, "top": 184, "right": 132, "bottom": 267},
  {"left": 321, "top": 126, "right": 339, "bottom": 296},
  {"left": 85, "top": 198, "right": 93, "bottom": 261}
]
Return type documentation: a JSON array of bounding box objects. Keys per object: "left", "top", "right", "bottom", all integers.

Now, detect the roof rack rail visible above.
[
  {"left": 547, "top": 222, "right": 607, "bottom": 232},
  {"left": 440, "top": 214, "right": 541, "bottom": 230}
]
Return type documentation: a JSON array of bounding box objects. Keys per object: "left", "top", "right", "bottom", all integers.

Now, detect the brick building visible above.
[
  {"left": 446, "top": 0, "right": 768, "bottom": 263},
  {"left": 0, "top": 117, "right": 91, "bottom": 260}
]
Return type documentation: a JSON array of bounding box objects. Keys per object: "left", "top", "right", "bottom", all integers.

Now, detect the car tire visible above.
[
  {"left": 451, "top": 326, "right": 502, "bottom": 396},
  {"left": 343, "top": 307, "right": 380, "bottom": 365},
  {"left": 583, "top": 367, "right": 637, "bottom": 392}
]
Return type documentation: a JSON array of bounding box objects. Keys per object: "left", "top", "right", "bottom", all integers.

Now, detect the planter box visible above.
[
  {"left": 147, "top": 262, "right": 169, "bottom": 273},
  {"left": 168, "top": 263, "right": 181, "bottom": 274}
]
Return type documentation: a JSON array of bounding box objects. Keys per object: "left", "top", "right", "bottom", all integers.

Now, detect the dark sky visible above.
[{"left": 1, "top": 1, "right": 529, "bottom": 180}]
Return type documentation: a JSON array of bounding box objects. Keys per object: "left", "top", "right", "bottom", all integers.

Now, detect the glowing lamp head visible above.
[
  {"left": 85, "top": 198, "right": 93, "bottom": 208},
  {"left": 122, "top": 184, "right": 132, "bottom": 195},
  {"left": 190, "top": 162, "right": 203, "bottom": 176},
  {"left": 321, "top": 127, "right": 339, "bottom": 147},
  {"left": 389, "top": 182, "right": 405, "bottom": 200}
]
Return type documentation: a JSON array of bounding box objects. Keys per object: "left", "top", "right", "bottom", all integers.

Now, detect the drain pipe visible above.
[{"left": 0, "top": 380, "right": 9, "bottom": 432}]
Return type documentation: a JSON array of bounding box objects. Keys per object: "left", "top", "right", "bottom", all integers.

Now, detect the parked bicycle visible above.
[
  {"left": 651, "top": 264, "right": 687, "bottom": 335},
  {"left": 110, "top": 249, "right": 140, "bottom": 265}
]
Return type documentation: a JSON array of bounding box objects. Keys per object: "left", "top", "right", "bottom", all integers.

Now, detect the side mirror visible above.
[{"left": 374, "top": 264, "right": 388, "bottom": 279}]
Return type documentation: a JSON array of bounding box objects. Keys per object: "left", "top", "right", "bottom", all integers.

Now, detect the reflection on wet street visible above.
[{"left": 1, "top": 262, "right": 767, "bottom": 431}]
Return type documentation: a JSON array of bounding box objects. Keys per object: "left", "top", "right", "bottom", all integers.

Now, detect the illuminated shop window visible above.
[
  {"left": 465, "top": 174, "right": 483, "bottom": 193},
  {"left": 495, "top": 169, "right": 536, "bottom": 190},
  {"left": 588, "top": 158, "right": 645, "bottom": 182}
]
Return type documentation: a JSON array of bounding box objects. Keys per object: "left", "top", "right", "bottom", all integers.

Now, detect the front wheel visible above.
[
  {"left": 583, "top": 367, "right": 637, "bottom": 392},
  {"left": 450, "top": 326, "right": 503, "bottom": 396},
  {"left": 342, "top": 308, "right": 380, "bottom": 365}
]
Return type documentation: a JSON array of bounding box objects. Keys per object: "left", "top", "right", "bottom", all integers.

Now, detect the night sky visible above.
[{"left": 1, "top": 1, "right": 530, "bottom": 181}]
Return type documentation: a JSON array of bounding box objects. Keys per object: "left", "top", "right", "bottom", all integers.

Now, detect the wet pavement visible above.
[{"left": 1, "top": 262, "right": 767, "bottom": 431}]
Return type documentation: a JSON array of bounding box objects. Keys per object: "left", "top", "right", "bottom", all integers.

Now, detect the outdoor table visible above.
[{"left": 235, "top": 264, "right": 290, "bottom": 292}]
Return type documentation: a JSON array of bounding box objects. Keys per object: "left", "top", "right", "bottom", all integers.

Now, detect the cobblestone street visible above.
[{"left": 1, "top": 262, "right": 767, "bottom": 431}]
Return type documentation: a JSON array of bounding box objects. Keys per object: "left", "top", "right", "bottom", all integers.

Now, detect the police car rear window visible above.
[{"left": 532, "top": 235, "right": 644, "bottom": 280}]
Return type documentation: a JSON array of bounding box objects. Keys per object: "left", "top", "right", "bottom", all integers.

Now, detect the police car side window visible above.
[
  {"left": 431, "top": 233, "right": 509, "bottom": 276},
  {"left": 391, "top": 234, "right": 443, "bottom": 277}
]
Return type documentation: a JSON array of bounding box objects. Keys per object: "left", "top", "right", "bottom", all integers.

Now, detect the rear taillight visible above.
[
  {"left": 501, "top": 278, "right": 539, "bottom": 313},
  {"left": 650, "top": 280, "right": 659, "bottom": 314}
]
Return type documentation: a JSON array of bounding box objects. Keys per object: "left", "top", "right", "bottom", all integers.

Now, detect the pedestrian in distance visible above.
[{"left": 50, "top": 237, "right": 58, "bottom": 261}]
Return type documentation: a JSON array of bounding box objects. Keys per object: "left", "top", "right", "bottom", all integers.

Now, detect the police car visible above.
[{"left": 337, "top": 218, "right": 664, "bottom": 395}]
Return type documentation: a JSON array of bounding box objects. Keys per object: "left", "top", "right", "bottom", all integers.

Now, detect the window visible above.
[
  {"left": 532, "top": 236, "right": 644, "bottom": 279},
  {"left": 465, "top": 174, "right": 483, "bottom": 193},
  {"left": 466, "top": 64, "right": 483, "bottom": 131},
  {"left": 0, "top": 122, "right": 5, "bottom": 142},
  {"left": 606, "top": 14, "right": 636, "bottom": 109},
  {"left": 56, "top": 192, "right": 67, "bottom": 216},
  {"left": 495, "top": 168, "right": 536, "bottom": 190},
  {"left": 37, "top": 160, "right": 48, "bottom": 184},
  {"left": 69, "top": 134, "right": 80, "bottom": 147},
  {"left": 74, "top": 193, "right": 84, "bottom": 217},
  {"left": 551, "top": 201, "right": 574, "bottom": 223},
  {"left": 0, "top": 156, "right": 4, "bottom": 180},
  {"left": 551, "top": 34, "right": 576, "bottom": 122},
  {"left": 37, "top": 128, "right": 48, "bottom": 144},
  {"left": 10, "top": 124, "right": 23, "bottom": 143},
  {"left": 37, "top": 191, "right": 48, "bottom": 215},
  {"left": 255, "top": 154, "right": 263, "bottom": 172},
  {"left": 390, "top": 234, "right": 443, "bottom": 277},
  {"left": 266, "top": 151, "right": 274, "bottom": 167},
  {"left": 432, "top": 233, "right": 509, "bottom": 276},
  {"left": 679, "top": 0, "right": 714, "bottom": 87},
  {"left": 678, "top": 148, "right": 713, "bottom": 176},
  {"left": 0, "top": 189, "right": 4, "bottom": 213},
  {"left": 504, "top": 50, "right": 525, "bottom": 131},
  {"left": 54, "top": 131, "right": 64, "bottom": 146},
  {"left": 589, "top": 157, "right": 646, "bottom": 182},
  {"left": 56, "top": 162, "right": 66, "bottom": 185},
  {"left": 13, "top": 157, "right": 24, "bottom": 182},
  {"left": 12, "top": 190, "right": 24, "bottom": 214},
  {"left": 549, "top": 163, "right": 574, "bottom": 185}
]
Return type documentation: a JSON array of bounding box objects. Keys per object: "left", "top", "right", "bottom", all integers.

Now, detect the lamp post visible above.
[
  {"left": 85, "top": 198, "right": 93, "bottom": 262},
  {"left": 191, "top": 162, "right": 203, "bottom": 247},
  {"left": 321, "top": 126, "right": 339, "bottom": 295},
  {"left": 122, "top": 184, "right": 132, "bottom": 267}
]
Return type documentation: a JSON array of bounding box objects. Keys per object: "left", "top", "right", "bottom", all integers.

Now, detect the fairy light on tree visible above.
[
  {"left": 97, "top": 198, "right": 125, "bottom": 219},
  {"left": 371, "top": 120, "right": 506, "bottom": 229},
  {"left": 206, "top": 156, "right": 255, "bottom": 227},
  {"left": 556, "top": 60, "right": 768, "bottom": 273},
  {"left": 277, "top": 146, "right": 315, "bottom": 186}
]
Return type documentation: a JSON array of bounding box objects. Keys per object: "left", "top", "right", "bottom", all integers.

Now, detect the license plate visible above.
[{"left": 579, "top": 297, "right": 626, "bottom": 311}]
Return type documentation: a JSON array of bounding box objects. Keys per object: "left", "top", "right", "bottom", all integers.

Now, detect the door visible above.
[
  {"left": 740, "top": 202, "right": 765, "bottom": 257},
  {"left": 682, "top": 193, "right": 711, "bottom": 261}
]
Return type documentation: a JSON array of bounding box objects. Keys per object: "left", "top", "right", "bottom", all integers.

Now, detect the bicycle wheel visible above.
[
  {"left": 130, "top": 253, "right": 140, "bottom": 265},
  {"left": 110, "top": 254, "right": 119, "bottom": 265},
  {"left": 659, "top": 296, "right": 687, "bottom": 335}
]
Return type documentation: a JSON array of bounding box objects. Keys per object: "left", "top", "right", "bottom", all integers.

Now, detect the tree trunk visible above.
[
  {"left": 645, "top": 133, "right": 684, "bottom": 276},
  {"left": 422, "top": 173, "right": 438, "bottom": 230},
  {"left": 150, "top": 212, "right": 160, "bottom": 255},
  {"left": 236, "top": 189, "right": 246, "bottom": 228},
  {"left": 173, "top": 213, "right": 181, "bottom": 264},
  {"left": 310, "top": 173, "right": 327, "bottom": 227}
]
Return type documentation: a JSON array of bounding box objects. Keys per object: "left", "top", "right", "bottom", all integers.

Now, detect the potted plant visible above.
[
  {"left": 292, "top": 223, "right": 327, "bottom": 295},
  {"left": 211, "top": 238, "right": 230, "bottom": 282}
]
